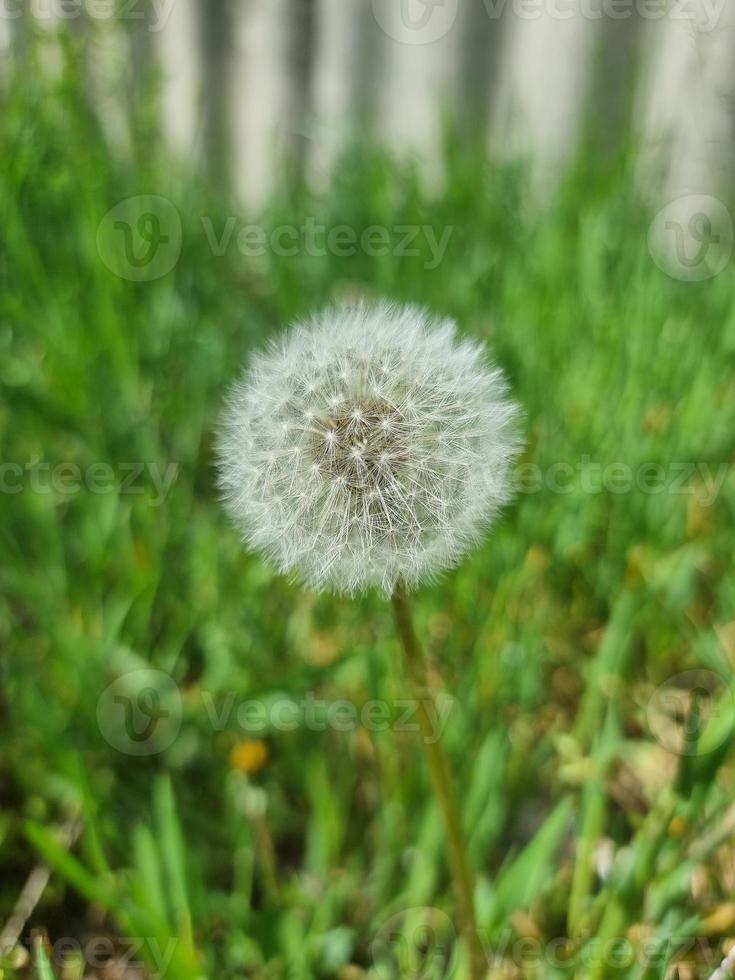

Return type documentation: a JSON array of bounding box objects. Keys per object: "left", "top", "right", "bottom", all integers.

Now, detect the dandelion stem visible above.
[{"left": 391, "top": 585, "right": 484, "bottom": 980}]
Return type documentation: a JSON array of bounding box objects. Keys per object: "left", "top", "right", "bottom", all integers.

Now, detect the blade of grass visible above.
[
  {"left": 153, "top": 775, "right": 195, "bottom": 955},
  {"left": 24, "top": 821, "right": 117, "bottom": 908},
  {"left": 32, "top": 937, "right": 56, "bottom": 980}
]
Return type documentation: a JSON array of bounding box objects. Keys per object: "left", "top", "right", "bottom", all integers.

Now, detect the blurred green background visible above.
[{"left": 2, "top": 34, "right": 735, "bottom": 980}]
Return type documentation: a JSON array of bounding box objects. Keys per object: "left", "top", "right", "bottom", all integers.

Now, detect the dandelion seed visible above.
[{"left": 216, "top": 301, "right": 522, "bottom": 595}]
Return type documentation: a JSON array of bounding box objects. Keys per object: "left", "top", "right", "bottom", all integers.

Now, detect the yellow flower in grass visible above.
[{"left": 229, "top": 738, "right": 269, "bottom": 775}]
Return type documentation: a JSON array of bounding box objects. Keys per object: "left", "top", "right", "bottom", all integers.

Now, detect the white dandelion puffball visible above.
[{"left": 217, "top": 302, "right": 522, "bottom": 595}]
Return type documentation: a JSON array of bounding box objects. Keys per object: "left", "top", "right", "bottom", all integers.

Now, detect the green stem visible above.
[{"left": 391, "top": 585, "right": 484, "bottom": 980}]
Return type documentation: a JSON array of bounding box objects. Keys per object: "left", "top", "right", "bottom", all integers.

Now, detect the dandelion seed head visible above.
[{"left": 216, "top": 301, "right": 522, "bottom": 595}]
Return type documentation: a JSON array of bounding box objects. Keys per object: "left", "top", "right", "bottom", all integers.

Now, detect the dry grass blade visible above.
[{"left": 0, "top": 818, "right": 81, "bottom": 957}]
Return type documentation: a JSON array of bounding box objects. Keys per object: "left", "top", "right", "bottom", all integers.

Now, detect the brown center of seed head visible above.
[{"left": 312, "top": 398, "right": 408, "bottom": 495}]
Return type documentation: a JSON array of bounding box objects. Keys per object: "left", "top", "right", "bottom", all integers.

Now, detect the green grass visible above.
[{"left": 2, "top": 40, "right": 735, "bottom": 980}]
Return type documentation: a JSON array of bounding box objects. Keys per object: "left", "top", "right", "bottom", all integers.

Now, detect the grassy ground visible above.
[{"left": 2, "top": 40, "right": 735, "bottom": 980}]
